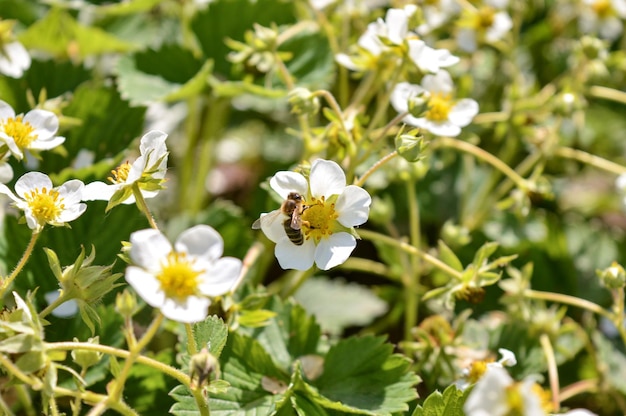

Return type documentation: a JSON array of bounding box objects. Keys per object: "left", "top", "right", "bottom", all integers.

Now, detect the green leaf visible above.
[
  {"left": 169, "top": 385, "right": 200, "bottom": 416},
  {"left": 411, "top": 385, "right": 468, "bottom": 416},
  {"left": 0, "top": 333, "right": 36, "bottom": 353},
  {"left": 592, "top": 331, "right": 626, "bottom": 394},
  {"left": 238, "top": 309, "right": 278, "bottom": 328},
  {"left": 293, "top": 276, "right": 388, "bottom": 336},
  {"left": 193, "top": 315, "right": 229, "bottom": 358},
  {"left": 19, "top": 8, "right": 136, "bottom": 59},
  {"left": 315, "top": 335, "right": 419, "bottom": 415},
  {"left": 437, "top": 240, "right": 464, "bottom": 272}
]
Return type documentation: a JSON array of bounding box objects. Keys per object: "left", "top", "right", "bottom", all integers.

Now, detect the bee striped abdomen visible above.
[{"left": 283, "top": 218, "right": 304, "bottom": 245}]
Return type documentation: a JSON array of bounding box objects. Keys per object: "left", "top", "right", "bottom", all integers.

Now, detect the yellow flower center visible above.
[
  {"left": 592, "top": 0, "right": 612, "bottom": 17},
  {"left": 466, "top": 359, "right": 493, "bottom": 383},
  {"left": 24, "top": 187, "right": 64, "bottom": 224},
  {"left": 301, "top": 196, "right": 338, "bottom": 243},
  {"left": 425, "top": 93, "right": 453, "bottom": 122},
  {"left": 108, "top": 162, "right": 131, "bottom": 184},
  {"left": 157, "top": 252, "right": 202, "bottom": 301},
  {"left": 504, "top": 384, "right": 525, "bottom": 416},
  {"left": 477, "top": 6, "right": 496, "bottom": 29},
  {"left": 2, "top": 115, "right": 36, "bottom": 149},
  {"left": 532, "top": 383, "right": 554, "bottom": 413}
]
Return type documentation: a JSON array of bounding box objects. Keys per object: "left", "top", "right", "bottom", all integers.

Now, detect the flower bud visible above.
[
  {"left": 71, "top": 336, "right": 103, "bottom": 370},
  {"left": 115, "top": 289, "right": 139, "bottom": 318},
  {"left": 288, "top": 88, "right": 320, "bottom": 115},
  {"left": 408, "top": 91, "right": 430, "bottom": 118},
  {"left": 190, "top": 347, "right": 219, "bottom": 389},
  {"left": 597, "top": 262, "right": 626, "bottom": 289}
]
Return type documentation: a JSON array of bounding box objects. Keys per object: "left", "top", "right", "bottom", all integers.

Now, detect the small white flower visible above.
[
  {"left": 455, "top": 348, "right": 517, "bottom": 390},
  {"left": 0, "top": 100, "right": 65, "bottom": 160},
  {"left": 0, "top": 40, "right": 31, "bottom": 78},
  {"left": 464, "top": 366, "right": 547, "bottom": 416},
  {"left": 13, "top": 291, "right": 33, "bottom": 322},
  {"left": 255, "top": 159, "right": 371, "bottom": 271},
  {"left": 126, "top": 225, "right": 242, "bottom": 323},
  {"left": 0, "top": 154, "right": 13, "bottom": 183},
  {"left": 82, "top": 130, "right": 168, "bottom": 208},
  {"left": 0, "top": 171, "right": 86, "bottom": 233},
  {"left": 456, "top": 0, "right": 513, "bottom": 52},
  {"left": 391, "top": 71, "right": 479, "bottom": 137},
  {"left": 579, "top": 0, "right": 626, "bottom": 40}
]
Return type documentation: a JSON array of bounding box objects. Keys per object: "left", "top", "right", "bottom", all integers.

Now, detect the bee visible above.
[{"left": 252, "top": 192, "right": 308, "bottom": 245}]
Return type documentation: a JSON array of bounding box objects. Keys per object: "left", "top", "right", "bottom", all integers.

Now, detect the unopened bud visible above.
[
  {"left": 71, "top": 336, "right": 103, "bottom": 369},
  {"left": 115, "top": 289, "right": 138, "bottom": 318},
  {"left": 288, "top": 88, "right": 320, "bottom": 115},
  {"left": 408, "top": 91, "right": 430, "bottom": 118},
  {"left": 190, "top": 347, "right": 219, "bottom": 389},
  {"left": 597, "top": 262, "right": 626, "bottom": 289}
]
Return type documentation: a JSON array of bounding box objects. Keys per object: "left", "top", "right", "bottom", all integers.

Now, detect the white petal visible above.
[
  {"left": 463, "top": 366, "right": 511, "bottom": 415},
  {"left": 125, "top": 266, "right": 165, "bottom": 308},
  {"left": 335, "top": 186, "right": 371, "bottom": 227},
  {"left": 129, "top": 229, "right": 172, "bottom": 272},
  {"left": 449, "top": 99, "right": 479, "bottom": 127},
  {"left": 0, "top": 162, "right": 13, "bottom": 183},
  {"left": 486, "top": 12, "right": 513, "bottom": 42},
  {"left": 497, "top": 348, "right": 517, "bottom": 367},
  {"left": 422, "top": 120, "right": 462, "bottom": 137},
  {"left": 160, "top": 295, "right": 211, "bottom": 323},
  {"left": 391, "top": 82, "right": 424, "bottom": 113},
  {"left": 57, "top": 180, "right": 85, "bottom": 205},
  {"left": 57, "top": 203, "right": 87, "bottom": 223},
  {"left": 81, "top": 181, "right": 122, "bottom": 202},
  {"left": 29, "top": 136, "right": 65, "bottom": 150},
  {"left": 335, "top": 53, "right": 359, "bottom": 71},
  {"left": 175, "top": 225, "right": 224, "bottom": 262},
  {"left": 0, "top": 100, "right": 16, "bottom": 120},
  {"left": 384, "top": 8, "right": 409, "bottom": 44},
  {"left": 560, "top": 410, "right": 598, "bottom": 416},
  {"left": 275, "top": 238, "right": 316, "bottom": 270},
  {"left": 258, "top": 210, "right": 289, "bottom": 243},
  {"left": 270, "top": 171, "right": 308, "bottom": 199},
  {"left": 24, "top": 109, "right": 59, "bottom": 141},
  {"left": 12, "top": 291, "right": 32, "bottom": 321},
  {"left": 139, "top": 130, "right": 168, "bottom": 156},
  {"left": 457, "top": 28, "right": 477, "bottom": 52},
  {"left": 15, "top": 172, "right": 52, "bottom": 198},
  {"left": 422, "top": 70, "right": 453, "bottom": 94},
  {"left": 0, "top": 42, "right": 30, "bottom": 78},
  {"left": 599, "top": 17, "right": 623, "bottom": 40},
  {"left": 200, "top": 257, "right": 242, "bottom": 296},
  {"left": 0, "top": 183, "right": 19, "bottom": 203},
  {"left": 309, "top": 159, "right": 346, "bottom": 199},
  {"left": 314, "top": 233, "right": 356, "bottom": 270}
]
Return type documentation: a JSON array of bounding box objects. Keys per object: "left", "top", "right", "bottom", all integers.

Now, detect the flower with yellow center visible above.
[
  {"left": 456, "top": 0, "right": 513, "bottom": 52},
  {"left": 0, "top": 100, "right": 64, "bottom": 160},
  {"left": 82, "top": 130, "right": 168, "bottom": 210},
  {"left": 0, "top": 171, "right": 86, "bottom": 233},
  {"left": 125, "top": 225, "right": 242, "bottom": 323},
  {"left": 579, "top": 0, "right": 626, "bottom": 40},
  {"left": 254, "top": 159, "right": 371, "bottom": 271},
  {"left": 455, "top": 348, "right": 517, "bottom": 390},
  {"left": 391, "top": 71, "right": 479, "bottom": 137}
]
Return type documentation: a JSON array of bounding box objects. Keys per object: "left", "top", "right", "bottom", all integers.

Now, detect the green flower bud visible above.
[
  {"left": 115, "top": 289, "right": 139, "bottom": 318},
  {"left": 288, "top": 88, "right": 320, "bottom": 115},
  {"left": 597, "top": 262, "right": 626, "bottom": 290},
  {"left": 408, "top": 91, "right": 430, "bottom": 118},
  {"left": 71, "top": 336, "right": 102, "bottom": 370}
]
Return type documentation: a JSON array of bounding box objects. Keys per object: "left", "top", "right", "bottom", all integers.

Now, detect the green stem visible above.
[
  {"left": 404, "top": 180, "right": 420, "bottom": 341},
  {"left": 433, "top": 136, "right": 529, "bottom": 191},
  {"left": 54, "top": 387, "right": 138, "bottom": 416},
  {"left": 132, "top": 184, "right": 159, "bottom": 230},
  {"left": 539, "top": 333, "right": 560, "bottom": 412},
  {"left": 0, "top": 231, "right": 40, "bottom": 298},
  {"left": 525, "top": 289, "right": 611, "bottom": 319},
  {"left": 339, "top": 257, "right": 394, "bottom": 280},
  {"left": 355, "top": 150, "right": 398, "bottom": 187},
  {"left": 0, "top": 354, "right": 42, "bottom": 388},
  {"left": 552, "top": 146, "right": 626, "bottom": 175},
  {"left": 472, "top": 111, "right": 510, "bottom": 124},
  {"left": 88, "top": 313, "right": 165, "bottom": 415},
  {"left": 587, "top": 85, "right": 626, "bottom": 105},
  {"left": 39, "top": 291, "right": 71, "bottom": 319},
  {"left": 279, "top": 268, "right": 316, "bottom": 298},
  {"left": 558, "top": 379, "right": 599, "bottom": 403},
  {"left": 186, "top": 323, "right": 198, "bottom": 355},
  {"left": 47, "top": 341, "right": 189, "bottom": 385},
  {"left": 358, "top": 229, "right": 463, "bottom": 280}
]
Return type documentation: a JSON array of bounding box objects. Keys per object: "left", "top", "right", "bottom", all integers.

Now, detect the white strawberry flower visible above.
[
  {"left": 391, "top": 71, "right": 479, "bottom": 137},
  {"left": 407, "top": 38, "right": 460, "bottom": 74},
  {"left": 456, "top": 0, "right": 513, "bottom": 52},
  {"left": 579, "top": 0, "right": 626, "bottom": 40},
  {"left": 126, "top": 225, "right": 242, "bottom": 323},
  {"left": 82, "top": 130, "right": 168, "bottom": 210},
  {"left": 255, "top": 159, "right": 371, "bottom": 271},
  {"left": 0, "top": 100, "right": 65, "bottom": 160},
  {"left": 0, "top": 171, "right": 86, "bottom": 233},
  {"left": 0, "top": 40, "right": 30, "bottom": 78}
]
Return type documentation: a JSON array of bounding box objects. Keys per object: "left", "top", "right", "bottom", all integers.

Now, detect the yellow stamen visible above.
[
  {"left": 504, "top": 384, "right": 525, "bottom": 416},
  {"left": 25, "top": 187, "right": 64, "bottom": 224},
  {"left": 532, "top": 383, "right": 554, "bottom": 413},
  {"left": 2, "top": 115, "right": 36, "bottom": 149},
  {"left": 477, "top": 6, "right": 496, "bottom": 29},
  {"left": 425, "top": 92, "right": 453, "bottom": 122},
  {"left": 157, "top": 252, "right": 202, "bottom": 301},
  {"left": 466, "top": 359, "right": 493, "bottom": 383},
  {"left": 301, "top": 196, "right": 339, "bottom": 243},
  {"left": 108, "top": 162, "right": 131, "bottom": 184}
]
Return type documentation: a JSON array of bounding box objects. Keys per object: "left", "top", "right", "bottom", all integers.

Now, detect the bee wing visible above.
[
  {"left": 252, "top": 209, "right": 284, "bottom": 230},
  {"left": 290, "top": 211, "right": 302, "bottom": 230}
]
